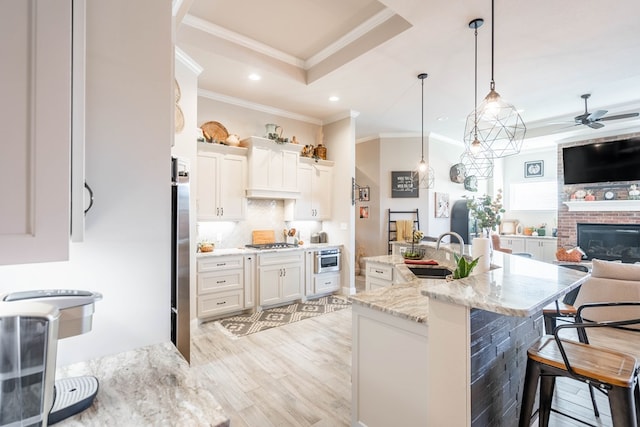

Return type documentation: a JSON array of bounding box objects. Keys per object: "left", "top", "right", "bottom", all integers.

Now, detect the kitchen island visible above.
[{"left": 350, "top": 244, "right": 589, "bottom": 427}]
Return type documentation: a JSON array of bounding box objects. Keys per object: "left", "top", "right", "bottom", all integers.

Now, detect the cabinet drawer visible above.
[
  {"left": 366, "top": 263, "right": 393, "bottom": 281},
  {"left": 258, "top": 251, "right": 304, "bottom": 266},
  {"left": 313, "top": 273, "right": 341, "bottom": 294},
  {"left": 198, "top": 255, "right": 244, "bottom": 272},
  {"left": 198, "top": 290, "right": 243, "bottom": 318},
  {"left": 366, "top": 277, "right": 391, "bottom": 291},
  {"left": 198, "top": 270, "right": 243, "bottom": 294}
]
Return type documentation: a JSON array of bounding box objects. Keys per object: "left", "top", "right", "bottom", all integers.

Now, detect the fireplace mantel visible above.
[{"left": 563, "top": 200, "right": 640, "bottom": 212}]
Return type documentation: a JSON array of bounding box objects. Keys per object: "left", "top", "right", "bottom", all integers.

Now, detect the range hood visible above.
[{"left": 243, "top": 137, "right": 303, "bottom": 200}]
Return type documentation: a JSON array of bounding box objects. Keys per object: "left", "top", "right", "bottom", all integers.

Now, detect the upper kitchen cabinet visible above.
[
  {"left": 197, "top": 143, "right": 247, "bottom": 221},
  {"left": 0, "top": 0, "right": 72, "bottom": 265},
  {"left": 243, "top": 137, "right": 303, "bottom": 199},
  {"left": 284, "top": 158, "right": 334, "bottom": 221}
]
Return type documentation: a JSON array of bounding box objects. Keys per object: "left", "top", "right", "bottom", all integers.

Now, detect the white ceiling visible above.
[{"left": 174, "top": 0, "right": 640, "bottom": 148}]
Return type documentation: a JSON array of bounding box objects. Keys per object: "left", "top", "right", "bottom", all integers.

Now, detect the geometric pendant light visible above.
[
  {"left": 463, "top": 18, "right": 485, "bottom": 156},
  {"left": 474, "top": 0, "right": 526, "bottom": 158},
  {"left": 413, "top": 73, "right": 434, "bottom": 189},
  {"left": 460, "top": 148, "right": 493, "bottom": 180}
]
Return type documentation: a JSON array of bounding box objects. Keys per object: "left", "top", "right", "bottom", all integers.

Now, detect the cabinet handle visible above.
[
  {"left": 216, "top": 263, "right": 226, "bottom": 266},
  {"left": 375, "top": 269, "right": 383, "bottom": 274},
  {"left": 217, "top": 301, "right": 226, "bottom": 305},
  {"left": 216, "top": 280, "right": 226, "bottom": 284},
  {"left": 283, "top": 268, "right": 287, "bottom": 276},
  {"left": 221, "top": 207, "right": 224, "bottom": 216},
  {"left": 324, "top": 281, "right": 331, "bottom": 285}
]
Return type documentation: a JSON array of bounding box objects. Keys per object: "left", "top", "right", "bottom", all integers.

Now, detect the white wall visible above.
[
  {"left": 173, "top": 49, "right": 202, "bottom": 322},
  {"left": 0, "top": 1, "right": 173, "bottom": 366},
  {"left": 355, "top": 139, "right": 382, "bottom": 257},
  {"left": 500, "top": 147, "right": 558, "bottom": 230}
]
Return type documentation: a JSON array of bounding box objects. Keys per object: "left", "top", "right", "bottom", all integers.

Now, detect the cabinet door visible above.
[
  {"left": 249, "top": 145, "right": 271, "bottom": 189},
  {"left": 525, "top": 239, "right": 544, "bottom": 261},
  {"left": 219, "top": 154, "right": 246, "bottom": 220},
  {"left": 503, "top": 237, "right": 526, "bottom": 253},
  {"left": 294, "top": 163, "right": 314, "bottom": 219},
  {"left": 259, "top": 265, "right": 282, "bottom": 306},
  {"left": 281, "top": 150, "right": 299, "bottom": 192},
  {"left": 0, "top": 0, "right": 72, "bottom": 265},
  {"left": 541, "top": 240, "right": 558, "bottom": 263},
  {"left": 196, "top": 153, "right": 219, "bottom": 220},
  {"left": 312, "top": 165, "right": 332, "bottom": 219},
  {"left": 281, "top": 263, "right": 304, "bottom": 301}
]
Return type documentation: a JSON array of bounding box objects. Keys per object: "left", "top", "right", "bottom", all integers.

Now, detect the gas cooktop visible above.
[{"left": 245, "top": 243, "right": 298, "bottom": 250}]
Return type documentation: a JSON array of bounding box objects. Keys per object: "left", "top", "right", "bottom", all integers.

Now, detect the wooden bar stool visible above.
[{"left": 519, "top": 328, "right": 640, "bottom": 426}]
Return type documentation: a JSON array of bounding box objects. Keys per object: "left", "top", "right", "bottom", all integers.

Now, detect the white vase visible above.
[{"left": 472, "top": 237, "right": 491, "bottom": 273}]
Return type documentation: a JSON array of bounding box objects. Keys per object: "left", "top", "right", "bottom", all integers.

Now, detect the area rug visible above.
[{"left": 216, "top": 295, "right": 351, "bottom": 338}]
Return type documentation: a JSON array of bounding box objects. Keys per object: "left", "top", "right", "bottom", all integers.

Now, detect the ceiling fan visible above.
[{"left": 574, "top": 93, "right": 639, "bottom": 129}]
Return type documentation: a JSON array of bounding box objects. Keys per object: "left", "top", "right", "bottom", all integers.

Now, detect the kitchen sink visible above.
[{"left": 407, "top": 265, "right": 452, "bottom": 279}]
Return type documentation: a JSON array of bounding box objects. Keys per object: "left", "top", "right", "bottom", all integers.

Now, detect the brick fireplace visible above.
[{"left": 556, "top": 131, "right": 640, "bottom": 254}]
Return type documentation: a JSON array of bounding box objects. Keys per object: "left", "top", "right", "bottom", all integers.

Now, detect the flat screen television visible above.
[{"left": 562, "top": 137, "right": 640, "bottom": 185}]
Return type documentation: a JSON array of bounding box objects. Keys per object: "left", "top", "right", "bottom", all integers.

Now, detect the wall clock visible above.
[{"left": 604, "top": 190, "right": 616, "bottom": 200}]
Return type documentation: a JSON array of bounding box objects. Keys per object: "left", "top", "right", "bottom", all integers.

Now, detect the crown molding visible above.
[
  {"left": 183, "top": 14, "right": 305, "bottom": 69},
  {"left": 175, "top": 46, "right": 203, "bottom": 75},
  {"left": 306, "top": 9, "right": 397, "bottom": 69},
  {"left": 198, "top": 89, "right": 322, "bottom": 125}
]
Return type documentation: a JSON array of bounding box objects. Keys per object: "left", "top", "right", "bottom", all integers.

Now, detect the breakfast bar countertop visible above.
[{"left": 351, "top": 244, "right": 590, "bottom": 322}]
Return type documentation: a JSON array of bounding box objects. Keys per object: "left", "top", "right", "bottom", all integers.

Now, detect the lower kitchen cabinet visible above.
[
  {"left": 500, "top": 236, "right": 557, "bottom": 262},
  {"left": 258, "top": 251, "right": 304, "bottom": 308},
  {"left": 197, "top": 255, "right": 246, "bottom": 319},
  {"left": 365, "top": 261, "right": 394, "bottom": 291},
  {"left": 304, "top": 249, "right": 341, "bottom": 297}
]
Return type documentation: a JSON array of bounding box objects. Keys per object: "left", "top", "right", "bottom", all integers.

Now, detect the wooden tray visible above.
[
  {"left": 201, "top": 121, "right": 229, "bottom": 142},
  {"left": 252, "top": 230, "right": 275, "bottom": 245}
]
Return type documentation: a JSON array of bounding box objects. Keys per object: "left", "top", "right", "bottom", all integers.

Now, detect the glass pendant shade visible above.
[
  {"left": 474, "top": 89, "right": 526, "bottom": 158},
  {"left": 460, "top": 148, "right": 493, "bottom": 180}
]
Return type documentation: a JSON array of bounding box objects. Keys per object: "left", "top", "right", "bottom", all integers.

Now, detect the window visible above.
[{"left": 509, "top": 181, "right": 557, "bottom": 211}]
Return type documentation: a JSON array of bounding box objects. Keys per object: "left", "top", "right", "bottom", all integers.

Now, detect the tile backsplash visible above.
[{"left": 197, "top": 199, "right": 322, "bottom": 248}]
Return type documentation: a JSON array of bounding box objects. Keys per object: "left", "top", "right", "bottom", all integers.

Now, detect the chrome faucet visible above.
[{"left": 436, "top": 232, "right": 465, "bottom": 258}]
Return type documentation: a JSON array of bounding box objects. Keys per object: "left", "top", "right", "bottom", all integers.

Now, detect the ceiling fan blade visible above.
[
  {"left": 574, "top": 113, "right": 589, "bottom": 122},
  {"left": 599, "top": 112, "right": 640, "bottom": 121},
  {"left": 587, "top": 110, "right": 608, "bottom": 121},
  {"left": 588, "top": 122, "right": 605, "bottom": 129}
]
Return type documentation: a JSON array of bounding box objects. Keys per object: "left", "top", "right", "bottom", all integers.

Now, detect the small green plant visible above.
[{"left": 452, "top": 254, "right": 480, "bottom": 279}]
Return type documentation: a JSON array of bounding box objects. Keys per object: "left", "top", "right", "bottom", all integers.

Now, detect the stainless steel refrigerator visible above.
[{"left": 171, "top": 157, "right": 190, "bottom": 363}]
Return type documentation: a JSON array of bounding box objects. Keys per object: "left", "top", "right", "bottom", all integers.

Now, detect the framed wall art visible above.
[
  {"left": 391, "top": 171, "right": 418, "bottom": 198},
  {"left": 524, "top": 160, "right": 544, "bottom": 178},
  {"left": 435, "top": 192, "right": 450, "bottom": 218},
  {"left": 359, "top": 186, "right": 370, "bottom": 201}
]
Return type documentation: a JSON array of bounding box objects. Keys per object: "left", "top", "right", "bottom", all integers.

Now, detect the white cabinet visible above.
[
  {"left": 0, "top": 0, "right": 72, "bottom": 265},
  {"left": 257, "top": 251, "right": 304, "bottom": 308},
  {"left": 525, "top": 238, "right": 557, "bottom": 263},
  {"left": 196, "top": 144, "right": 246, "bottom": 221},
  {"left": 284, "top": 159, "right": 333, "bottom": 220},
  {"left": 243, "top": 137, "right": 303, "bottom": 199},
  {"left": 197, "top": 255, "right": 245, "bottom": 319},
  {"left": 501, "top": 236, "right": 526, "bottom": 254},
  {"left": 304, "top": 250, "right": 340, "bottom": 296},
  {"left": 500, "top": 236, "right": 557, "bottom": 263},
  {"left": 365, "top": 262, "right": 394, "bottom": 291}
]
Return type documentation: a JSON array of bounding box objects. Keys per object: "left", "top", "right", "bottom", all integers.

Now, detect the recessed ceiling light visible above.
[
  {"left": 437, "top": 116, "right": 448, "bottom": 121},
  {"left": 329, "top": 96, "right": 340, "bottom": 102},
  {"left": 248, "top": 73, "right": 261, "bottom": 81}
]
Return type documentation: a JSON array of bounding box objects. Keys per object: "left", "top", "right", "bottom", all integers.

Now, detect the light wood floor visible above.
[{"left": 192, "top": 305, "right": 614, "bottom": 427}]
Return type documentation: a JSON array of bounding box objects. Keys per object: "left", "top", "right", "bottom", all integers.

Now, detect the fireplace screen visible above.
[{"left": 577, "top": 223, "right": 640, "bottom": 263}]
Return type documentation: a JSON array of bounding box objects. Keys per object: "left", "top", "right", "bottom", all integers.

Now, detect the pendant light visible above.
[
  {"left": 463, "top": 18, "right": 484, "bottom": 156},
  {"left": 414, "top": 73, "right": 434, "bottom": 189},
  {"left": 475, "top": 0, "right": 526, "bottom": 158},
  {"left": 462, "top": 18, "right": 493, "bottom": 180}
]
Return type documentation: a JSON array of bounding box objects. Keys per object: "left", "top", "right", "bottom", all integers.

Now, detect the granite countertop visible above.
[
  {"left": 196, "top": 243, "right": 342, "bottom": 258},
  {"left": 350, "top": 244, "right": 589, "bottom": 323}
]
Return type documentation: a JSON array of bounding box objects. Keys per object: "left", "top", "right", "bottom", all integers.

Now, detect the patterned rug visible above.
[{"left": 216, "top": 295, "right": 351, "bottom": 338}]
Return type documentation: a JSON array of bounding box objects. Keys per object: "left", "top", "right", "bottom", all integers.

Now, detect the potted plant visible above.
[
  {"left": 403, "top": 229, "right": 425, "bottom": 260},
  {"left": 447, "top": 254, "right": 481, "bottom": 280},
  {"left": 466, "top": 190, "right": 505, "bottom": 238}
]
